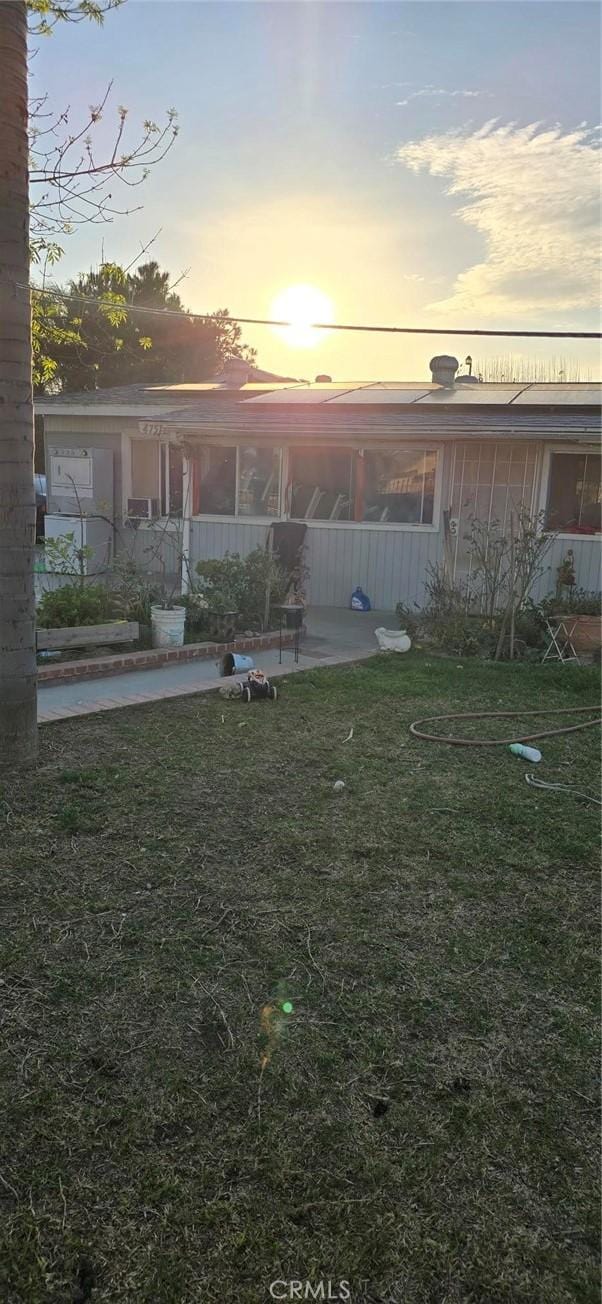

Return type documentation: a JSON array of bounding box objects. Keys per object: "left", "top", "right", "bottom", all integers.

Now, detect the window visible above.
[
  {"left": 238, "top": 447, "right": 281, "bottom": 517},
  {"left": 131, "top": 439, "right": 159, "bottom": 499},
  {"left": 289, "top": 447, "right": 354, "bottom": 521},
  {"left": 363, "top": 449, "right": 437, "bottom": 524},
  {"left": 546, "top": 452, "right": 601, "bottom": 534},
  {"left": 160, "top": 444, "right": 183, "bottom": 517},
  {"left": 196, "top": 446, "right": 236, "bottom": 516}
]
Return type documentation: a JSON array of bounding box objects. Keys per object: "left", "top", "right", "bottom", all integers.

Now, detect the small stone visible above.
[{"left": 333, "top": 780, "right": 346, "bottom": 792}]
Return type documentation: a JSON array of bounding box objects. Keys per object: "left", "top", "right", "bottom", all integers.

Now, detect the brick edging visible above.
[{"left": 37, "top": 629, "right": 299, "bottom": 685}]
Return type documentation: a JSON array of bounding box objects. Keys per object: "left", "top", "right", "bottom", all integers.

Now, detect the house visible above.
[{"left": 35, "top": 356, "right": 602, "bottom": 609}]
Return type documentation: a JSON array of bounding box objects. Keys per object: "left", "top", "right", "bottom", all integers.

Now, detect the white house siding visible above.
[
  {"left": 530, "top": 536, "right": 602, "bottom": 602},
  {"left": 129, "top": 524, "right": 181, "bottom": 576},
  {"left": 190, "top": 519, "right": 268, "bottom": 561},
  {"left": 303, "top": 525, "right": 442, "bottom": 609}
]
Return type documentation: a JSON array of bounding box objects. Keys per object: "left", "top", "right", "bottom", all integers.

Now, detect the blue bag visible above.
[{"left": 350, "top": 586, "right": 371, "bottom": 612}]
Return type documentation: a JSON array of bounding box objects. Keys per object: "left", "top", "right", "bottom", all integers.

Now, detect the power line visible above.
[{"left": 20, "top": 282, "right": 602, "bottom": 340}]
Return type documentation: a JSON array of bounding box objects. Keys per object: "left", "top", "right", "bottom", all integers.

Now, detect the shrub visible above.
[
  {"left": 194, "top": 550, "right": 288, "bottom": 630},
  {"left": 539, "top": 589, "right": 602, "bottom": 618},
  {"left": 241, "top": 548, "right": 288, "bottom": 626},
  {"left": 195, "top": 554, "right": 247, "bottom": 615},
  {"left": 182, "top": 589, "right": 210, "bottom": 637},
  {"left": 110, "top": 555, "right": 157, "bottom": 626},
  {"left": 395, "top": 602, "right": 420, "bottom": 642},
  {"left": 37, "top": 582, "right": 117, "bottom": 629}
]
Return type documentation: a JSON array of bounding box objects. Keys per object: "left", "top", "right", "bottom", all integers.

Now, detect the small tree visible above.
[{"left": 34, "top": 259, "right": 256, "bottom": 393}]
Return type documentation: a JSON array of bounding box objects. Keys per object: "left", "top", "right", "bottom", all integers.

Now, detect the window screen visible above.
[
  {"left": 197, "top": 446, "right": 236, "bottom": 516},
  {"left": 546, "top": 452, "right": 601, "bottom": 534},
  {"left": 289, "top": 448, "right": 354, "bottom": 521},
  {"left": 238, "top": 447, "right": 280, "bottom": 517},
  {"left": 363, "top": 449, "right": 436, "bottom": 524}
]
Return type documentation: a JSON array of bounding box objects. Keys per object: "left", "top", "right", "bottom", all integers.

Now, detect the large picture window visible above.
[
  {"left": 546, "top": 451, "right": 601, "bottom": 534},
  {"left": 289, "top": 447, "right": 354, "bottom": 521},
  {"left": 133, "top": 437, "right": 440, "bottom": 526},
  {"left": 363, "top": 449, "right": 436, "bottom": 524}
]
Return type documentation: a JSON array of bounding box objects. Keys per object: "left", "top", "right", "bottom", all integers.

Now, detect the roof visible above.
[
  {"left": 34, "top": 379, "right": 301, "bottom": 416},
  {"left": 140, "top": 403, "right": 601, "bottom": 445},
  {"left": 36, "top": 377, "right": 602, "bottom": 418},
  {"left": 244, "top": 381, "right": 602, "bottom": 407}
]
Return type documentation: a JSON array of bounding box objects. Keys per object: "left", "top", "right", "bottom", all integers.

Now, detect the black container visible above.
[{"left": 280, "top": 604, "right": 304, "bottom": 629}]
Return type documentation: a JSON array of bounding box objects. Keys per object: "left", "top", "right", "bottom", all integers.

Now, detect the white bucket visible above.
[
  {"left": 374, "top": 627, "right": 411, "bottom": 653},
  {"left": 151, "top": 604, "right": 186, "bottom": 648}
]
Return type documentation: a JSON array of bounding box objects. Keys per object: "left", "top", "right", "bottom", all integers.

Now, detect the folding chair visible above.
[{"left": 542, "top": 616, "right": 580, "bottom": 664}]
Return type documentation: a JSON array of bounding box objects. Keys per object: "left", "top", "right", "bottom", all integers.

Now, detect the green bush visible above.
[
  {"left": 395, "top": 602, "right": 420, "bottom": 642},
  {"left": 194, "top": 554, "right": 247, "bottom": 615},
  {"left": 242, "top": 548, "right": 288, "bottom": 625},
  {"left": 538, "top": 589, "right": 602, "bottom": 618},
  {"left": 37, "top": 582, "right": 117, "bottom": 629},
  {"left": 194, "top": 550, "right": 288, "bottom": 630}
]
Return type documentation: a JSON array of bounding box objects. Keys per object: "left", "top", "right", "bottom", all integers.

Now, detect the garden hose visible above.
[{"left": 409, "top": 705, "right": 601, "bottom": 747}]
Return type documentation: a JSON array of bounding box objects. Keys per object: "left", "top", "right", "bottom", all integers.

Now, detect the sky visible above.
[{"left": 31, "top": 1, "right": 601, "bottom": 381}]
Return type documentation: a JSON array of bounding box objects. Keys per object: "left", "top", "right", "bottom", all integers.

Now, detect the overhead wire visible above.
[{"left": 16, "top": 283, "right": 602, "bottom": 340}]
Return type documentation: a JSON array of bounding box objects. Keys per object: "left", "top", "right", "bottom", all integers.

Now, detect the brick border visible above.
[{"left": 37, "top": 629, "right": 298, "bottom": 685}]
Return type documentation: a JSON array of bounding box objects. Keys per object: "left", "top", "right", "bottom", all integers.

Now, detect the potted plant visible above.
[
  {"left": 546, "top": 554, "right": 601, "bottom": 653},
  {"left": 138, "top": 517, "right": 188, "bottom": 648},
  {"left": 548, "top": 589, "right": 602, "bottom": 654}
]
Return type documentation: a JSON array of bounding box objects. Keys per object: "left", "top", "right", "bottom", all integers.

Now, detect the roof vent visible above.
[
  {"left": 430, "top": 355, "right": 458, "bottom": 387},
  {"left": 315, "top": 374, "right": 332, "bottom": 383}
]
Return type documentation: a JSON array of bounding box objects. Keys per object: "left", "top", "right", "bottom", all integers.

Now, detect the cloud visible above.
[
  {"left": 397, "top": 121, "right": 601, "bottom": 317},
  {"left": 396, "top": 86, "right": 483, "bottom": 108}
]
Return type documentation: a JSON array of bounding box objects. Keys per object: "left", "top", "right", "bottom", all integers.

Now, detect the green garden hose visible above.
[{"left": 409, "top": 705, "right": 601, "bottom": 747}]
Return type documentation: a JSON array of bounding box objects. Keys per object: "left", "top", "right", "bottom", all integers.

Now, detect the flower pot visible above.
[
  {"left": 569, "top": 615, "right": 602, "bottom": 654},
  {"left": 151, "top": 605, "right": 186, "bottom": 648}
]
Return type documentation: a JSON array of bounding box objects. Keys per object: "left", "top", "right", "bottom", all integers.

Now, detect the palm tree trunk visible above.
[{"left": 0, "top": 2, "right": 37, "bottom": 765}]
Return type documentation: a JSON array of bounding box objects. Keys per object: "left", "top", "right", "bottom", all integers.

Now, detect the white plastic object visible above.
[
  {"left": 151, "top": 604, "right": 186, "bottom": 648},
  {"left": 509, "top": 743, "right": 542, "bottom": 764},
  {"left": 374, "top": 627, "right": 411, "bottom": 653}
]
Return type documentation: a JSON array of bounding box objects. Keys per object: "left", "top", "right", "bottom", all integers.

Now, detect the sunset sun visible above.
[{"left": 270, "top": 284, "right": 334, "bottom": 349}]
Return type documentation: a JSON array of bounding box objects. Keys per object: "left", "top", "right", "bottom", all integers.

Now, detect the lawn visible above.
[{"left": 0, "top": 655, "right": 600, "bottom": 1304}]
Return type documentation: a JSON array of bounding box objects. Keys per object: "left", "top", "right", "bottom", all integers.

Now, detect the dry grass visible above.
[{"left": 0, "top": 655, "right": 600, "bottom": 1303}]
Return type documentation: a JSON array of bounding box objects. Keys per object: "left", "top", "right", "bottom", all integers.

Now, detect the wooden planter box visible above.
[{"left": 37, "top": 621, "right": 139, "bottom": 653}]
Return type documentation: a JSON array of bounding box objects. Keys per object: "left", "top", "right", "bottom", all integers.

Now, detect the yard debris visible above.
[
  {"left": 342, "top": 727, "right": 354, "bottom": 743},
  {"left": 219, "top": 683, "right": 243, "bottom": 699},
  {"left": 525, "top": 773, "right": 602, "bottom": 805},
  {"left": 509, "top": 743, "right": 542, "bottom": 763},
  {"left": 333, "top": 779, "right": 346, "bottom": 792}
]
